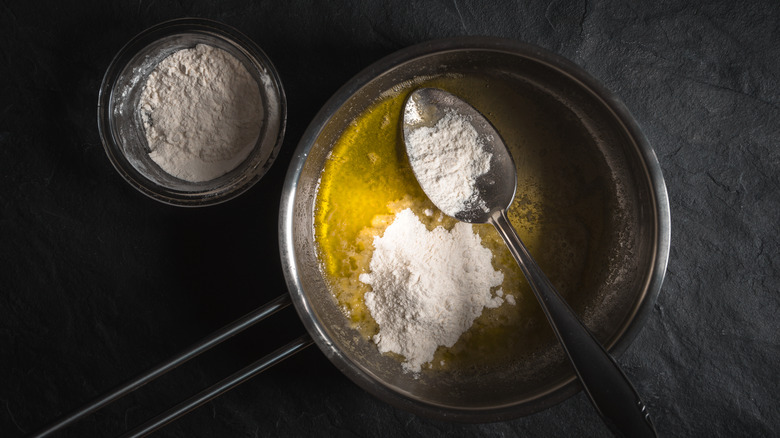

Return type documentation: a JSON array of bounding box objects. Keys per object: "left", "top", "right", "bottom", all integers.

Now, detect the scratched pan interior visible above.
[{"left": 279, "top": 37, "right": 670, "bottom": 422}]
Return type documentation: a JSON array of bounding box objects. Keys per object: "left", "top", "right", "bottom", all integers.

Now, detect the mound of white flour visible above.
[
  {"left": 359, "top": 209, "right": 505, "bottom": 373},
  {"left": 139, "top": 44, "right": 263, "bottom": 182}
]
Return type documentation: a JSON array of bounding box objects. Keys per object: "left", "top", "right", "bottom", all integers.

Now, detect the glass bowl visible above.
[{"left": 98, "top": 18, "right": 286, "bottom": 206}]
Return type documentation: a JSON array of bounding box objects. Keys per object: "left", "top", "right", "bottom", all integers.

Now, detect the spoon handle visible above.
[{"left": 490, "top": 210, "right": 657, "bottom": 438}]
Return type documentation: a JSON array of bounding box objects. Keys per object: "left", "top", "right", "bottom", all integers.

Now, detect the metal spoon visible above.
[{"left": 402, "top": 87, "right": 657, "bottom": 438}]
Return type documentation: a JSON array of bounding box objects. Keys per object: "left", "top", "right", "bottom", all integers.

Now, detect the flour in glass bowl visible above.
[{"left": 138, "top": 44, "right": 264, "bottom": 182}]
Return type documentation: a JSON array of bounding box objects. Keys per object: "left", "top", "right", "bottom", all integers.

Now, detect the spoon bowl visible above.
[
  {"left": 402, "top": 88, "right": 517, "bottom": 223},
  {"left": 402, "top": 87, "right": 658, "bottom": 438}
]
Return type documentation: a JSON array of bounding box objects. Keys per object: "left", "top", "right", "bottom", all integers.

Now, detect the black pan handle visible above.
[
  {"left": 121, "top": 334, "right": 312, "bottom": 437},
  {"left": 31, "top": 294, "right": 311, "bottom": 438}
]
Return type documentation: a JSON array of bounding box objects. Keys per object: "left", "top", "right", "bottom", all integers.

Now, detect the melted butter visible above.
[{"left": 314, "top": 74, "right": 611, "bottom": 371}]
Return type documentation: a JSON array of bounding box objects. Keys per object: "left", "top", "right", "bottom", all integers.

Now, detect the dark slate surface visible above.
[{"left": 1, "top": 1, "right": 778, "bottom": 437}]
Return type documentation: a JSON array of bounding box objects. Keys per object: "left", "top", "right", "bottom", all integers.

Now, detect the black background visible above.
[{"left": 1, "top": 1, "right": 778, "bottom": 437}]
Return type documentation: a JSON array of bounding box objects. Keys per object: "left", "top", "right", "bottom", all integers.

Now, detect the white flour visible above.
[
  {"left": 405, "top": 109, "right": 492, "bottom": 217},
  {"left": 360, "top": 209, "right": 506, "bottom": 373},
  {"left": 139, "top": 44, "right": 263, "bottom": 182}
]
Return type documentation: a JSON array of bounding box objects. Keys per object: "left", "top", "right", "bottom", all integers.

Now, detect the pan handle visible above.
[
  {"left": 31, "top": 293, "right": 312, "bottom": 438},
  {"left": 121, "top": 334, "right": 312, "bottom": 438}
]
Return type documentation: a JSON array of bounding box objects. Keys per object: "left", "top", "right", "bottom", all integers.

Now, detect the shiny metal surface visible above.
[{"left": 279, "top": 37, "right": 671, "bottom": 422}]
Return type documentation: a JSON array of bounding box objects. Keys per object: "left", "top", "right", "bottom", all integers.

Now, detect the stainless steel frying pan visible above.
[{"left": 280, "top": 37, "right": 670, "bottom": 421}]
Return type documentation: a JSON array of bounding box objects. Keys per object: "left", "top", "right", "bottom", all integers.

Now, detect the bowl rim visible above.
[
  {"left": 279, "top": 36, "right": 671, "bottom": 422},
  {"left": 97, "top": 17, "right": 287, "bottom": 207}
]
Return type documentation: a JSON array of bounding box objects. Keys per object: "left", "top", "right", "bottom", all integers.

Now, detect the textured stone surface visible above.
[{"left": 1, "top": 0, "right": 778, "bottom": 437}]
